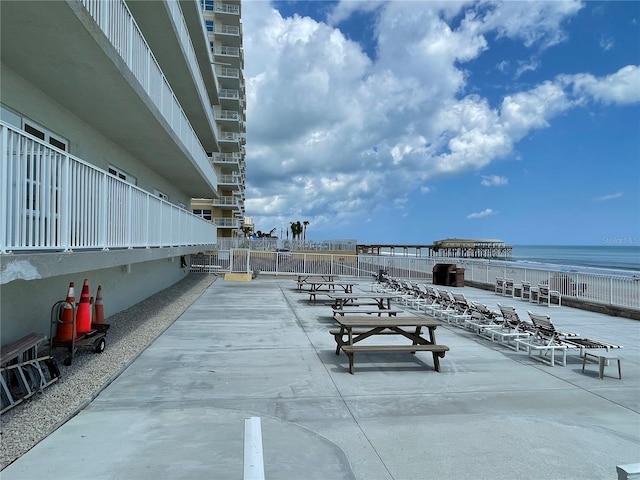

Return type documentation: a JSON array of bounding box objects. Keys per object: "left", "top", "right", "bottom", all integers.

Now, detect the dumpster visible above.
[{"left": 433, "top": 264, "right": 464, "bottom": 287}]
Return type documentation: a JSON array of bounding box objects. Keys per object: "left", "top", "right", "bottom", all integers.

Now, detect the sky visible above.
[{"left": 241, "top": 0, "right": 640, "bottom": 246}]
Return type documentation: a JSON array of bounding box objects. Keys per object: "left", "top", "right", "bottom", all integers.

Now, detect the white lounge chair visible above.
[{"left": 481, "top": 304, "right": 533, "bottom": 349}]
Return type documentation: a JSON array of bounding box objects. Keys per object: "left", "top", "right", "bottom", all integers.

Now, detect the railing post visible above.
[
  {"left": 99, "top": 172, "right": 107, "bottom": 249},
  {"left": 126, "top": 184, "right": 133, "bottom": 248},
  {"left": 60, "top": 152, "right": 71, "bottom": 250},
  {"left": 0, "top": 126, "right": 7, "bottom": 253}
]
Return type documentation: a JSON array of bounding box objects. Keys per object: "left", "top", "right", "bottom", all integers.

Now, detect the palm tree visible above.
[
  {"left": 290, "top": 221, "right": 302, "bottom": 239},
  {"left": 303, "top": 221, "right": 309, "bottom": 242}
]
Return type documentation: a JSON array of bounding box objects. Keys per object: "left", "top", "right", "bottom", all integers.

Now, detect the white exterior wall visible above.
[
  {"left": 1, "top": 65, "right": 190, "bottom": 208},
  {"left": 0, "top": 0, "right": 221, "bottom": 346},
  {"left": 1, "top": 257, "right": 188, "bottom": 345}
]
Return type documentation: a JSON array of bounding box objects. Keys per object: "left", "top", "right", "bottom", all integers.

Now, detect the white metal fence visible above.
[
  {"left": 191, "top": 251, "right": 640, "bottom": 311},
  {"left": 0, "top": 123, "right": 217, "bottom": 252}
]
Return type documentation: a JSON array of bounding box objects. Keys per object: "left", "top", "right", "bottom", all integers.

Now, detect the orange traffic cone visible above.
[
  {"left": 93, "top": 285, "right": 105, "bottom": 325},
  {"left": 55, "top": 282, "right": 76, "bottom": 342},
  {"left": 76, "top": 279, "right": 92, "bottom": 334}
]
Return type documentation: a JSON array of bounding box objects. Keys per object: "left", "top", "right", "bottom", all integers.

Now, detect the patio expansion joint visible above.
[{"left": 279, "top": 281, "right": 395, "bottom": 479}]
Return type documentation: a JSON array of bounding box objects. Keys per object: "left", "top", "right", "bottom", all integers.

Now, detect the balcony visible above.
[
  {"left": 216, "top": 66, "right": 239, "bottom": 79},
  {"left": 215, "top": 109, "right": 241, "bottom": 126},
  {"left": 214, "top": 217, "right": 241, "bottom": 229},
  {"left": 127, "top": 0, "right": 220, "bottom": 151},
  {"left": 214, "top": 45, "right": 242, "bottom": 68},
  {"left": 214, "top": 3, "right": 240, "bottom": 16},
  {"left": 215, "top": 45, "right": 240, "bottom": 57},
  {"left": 214, "top": 23, "right": 241, "bottom": 47},
  {"left": 209, "top": 152, "right": 241, "bottom": 165},
  {"left": 0, "top": 123, "right": 217, "bottom": 254},
  {"left": 2, "top": 0, "right": 219, "bottom": 197},
  {"left": 219, "top": 131, "right": 241, "bottom": 147},
  {"left": 218, "top": 174, "right": 242, "bottom": 190}
]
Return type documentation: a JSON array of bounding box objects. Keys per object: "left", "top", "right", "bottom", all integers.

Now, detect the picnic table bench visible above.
[
  {"left": 328, "top": 293, "right": 397, "bottom": 310},
  {"left": 332, "top": 316, "right": 449, "bottom": 374},
  {"left": 332, "top": 308, "right": 403, "bottom": 317}
]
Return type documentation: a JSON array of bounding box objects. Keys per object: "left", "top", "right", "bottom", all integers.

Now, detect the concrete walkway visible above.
[{"left": 3, "top": 278, "right": 639, "bottom": 480}]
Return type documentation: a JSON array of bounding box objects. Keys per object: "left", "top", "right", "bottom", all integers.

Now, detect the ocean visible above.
[{"left": 511, "top": 245, "right": 640, "bottom": 276}]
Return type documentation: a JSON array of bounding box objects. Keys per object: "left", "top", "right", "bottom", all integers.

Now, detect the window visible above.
[
  {"left": 23, "top": 120, "right": 68, "bottom": 151},
  {"left": 193, "top": 209, "right": 212, "bottom": 221},
  {"left": 154, "top": 189, "right": 168, "bottom": 201},
  {"left": 201, "top": 0, "right": 214, "bottom": 11},
  {"left": 108, "top": 165, "right": 137, "bottom": 185},
  {"left": 206, "top": 20, "right": 214, "bottom": 32}
]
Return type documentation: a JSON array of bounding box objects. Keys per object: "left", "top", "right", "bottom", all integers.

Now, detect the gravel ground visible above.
[{"left": 0, "top": 273, "right": 217, "bottom": 470}]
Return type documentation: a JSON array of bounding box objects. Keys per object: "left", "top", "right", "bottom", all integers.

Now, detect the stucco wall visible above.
[{"left": 0, "top": 257, "right": 188, "bottom": 346}]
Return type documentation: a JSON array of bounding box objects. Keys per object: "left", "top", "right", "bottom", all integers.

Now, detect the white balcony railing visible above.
[
  {"left": 212, "top": 196, "right": 238, "bottom": 207},
  {"left": 0, "top": 123, "right": 217, "bottom": 253},
  {"left": 209, "top": 152, "right": 241, "bottom": 164},
  {"left": 81, "top": 0, "right": 217, "bottom": 188},
  {"left": 214, "top": 217, "right": 240, "bottom": 228},
  {"left": 219, "top": 131, "right": 240, "bottom": 142},
  {"left": 214, "top": 3, "right": 240, "bottom": 15},
  {"left": 219, "top": 88, "right": 239, "bottom": 100},
  {"left": 216, "top": 66, "right": 239, "bottom": 78},
  {"left": 215, "top": 109, "right": 240, "bottom": 121},
  {"left": 215, "top": 24, "right": 240, "bottom": 36},
  {"left": 215, "top": 46, "right": 240, "bottom": 57}
]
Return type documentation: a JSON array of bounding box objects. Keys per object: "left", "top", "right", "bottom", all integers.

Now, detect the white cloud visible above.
[
  {"left": 562, "top": 65, "right": 640, "bottom": 106},
  {"left": 500, "top": 81, "right": 575, "bottom": 141},
  {"left": 242, "top": 1, "right": 630, "bottom": 234},
  {"left": 481, "top": 175, "right": 508, "bottom": 186},
  {"left": 595, "top": 192, "right": 624, "bottom": 202},
  {"left": 599, "top": 35, "right": 614, "bottom": 51},
  {"left": 467, "top": 208, "right": 496, "bottom": 219},
  {"left": 514, "top": 58, "right": 540, "bottom": 79},
  {"left": 473, "top": 0, "right": 584, "bottom": 49}
]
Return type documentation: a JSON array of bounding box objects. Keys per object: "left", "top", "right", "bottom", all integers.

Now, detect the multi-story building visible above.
[
  {"left": 0, "top": 0, "right": 245, "bottom": 345},
  {"left": 191, "top": 0, "right": 246, "bottom": 241}
]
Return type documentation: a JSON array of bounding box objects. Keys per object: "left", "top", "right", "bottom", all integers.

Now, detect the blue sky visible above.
[{"left": 242, "top": 1, "right": 640, "bottom": 245}]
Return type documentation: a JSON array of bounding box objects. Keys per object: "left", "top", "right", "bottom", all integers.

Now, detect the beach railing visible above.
[{"left": 190, "top": 251, "right": 640, "bottom": 312}]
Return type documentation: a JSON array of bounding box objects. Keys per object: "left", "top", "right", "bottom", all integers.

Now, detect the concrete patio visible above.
[{"left": 3, "top": 277, "right": 639, "bottom": 480}]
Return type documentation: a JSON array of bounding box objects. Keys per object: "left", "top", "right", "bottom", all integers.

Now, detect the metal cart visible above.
[{"left": 50, "top": 300, "right": 110, "bottom": 366}]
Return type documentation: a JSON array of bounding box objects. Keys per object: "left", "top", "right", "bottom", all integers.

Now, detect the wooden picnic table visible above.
[
  {"left": 331, "top": 316, "right": 449, "bottom": 374},
  {"left": 296, "top": 275, "right": 339, "bottom": 290},
  {"left": 306, "top": 281, "right": 357, "bottom": 303},
  {"left": 328, "top": 293, "right": 397, "bottom": 310}
]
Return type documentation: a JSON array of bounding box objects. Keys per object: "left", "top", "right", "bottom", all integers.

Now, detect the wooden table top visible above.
[{"left": 335, "top": 316, "right": 442, "bottom": 328}]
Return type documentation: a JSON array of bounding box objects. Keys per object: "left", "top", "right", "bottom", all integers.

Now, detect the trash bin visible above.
[
  {"left": 452, "top": 268, "right": 465, "bottom": 287},
  {"left": 433, "top": 264, "right": 464, "bottom": 287},
  {"left": 377, "top": 269, "right": 388, "bottom": 282},
  {"left": 433, "top": 264, "right": 455, "bottom": 286},
  {"left": 252, "top": 269, "right": 260, "bottom": 279}
]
